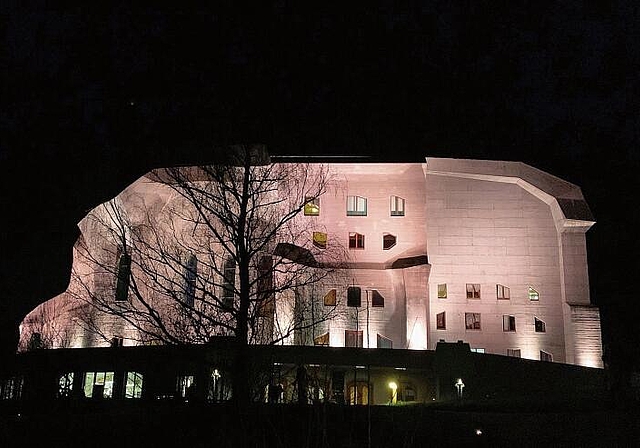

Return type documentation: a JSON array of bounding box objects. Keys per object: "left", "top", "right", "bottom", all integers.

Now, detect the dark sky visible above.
[{"left": 2, "top": 3, "right": 639, "bottom": 367}]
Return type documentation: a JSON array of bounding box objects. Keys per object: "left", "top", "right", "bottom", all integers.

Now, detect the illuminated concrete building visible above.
[{"left": 19, "top": 157, "right": 603, "bottom": 368}]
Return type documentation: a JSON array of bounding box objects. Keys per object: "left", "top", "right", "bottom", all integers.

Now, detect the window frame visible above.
[
  {"left": 346, "top": 195, "right": 367, "bottom": 216},
  {"left": 466, "top": 283, "right": 481, "bottom": 299},
  {"left": 506, "top": 348, "right": 521, "bottom": 358},
  {"left": 304, "top": 196, "right": 320, "bottom": 216},
  {"left": 502, "top": 315, "right": 516, "bottom": 332},
  {"left": 390, "top": 195, "right": 405, "bottom": 216},
  {"left": 496, "top": 284, "right": 510, "bottom": 300},
  {"left": 465, "top": 312, "right": 481, "bottom": 330},
  {"left": 436, "top": 311, "right": 446, "bottom": 330},
  {"left": 382, "top": 233, "right": 397, "bottom": 250},
  {"left": 349, "top": 232, "right": 365, "bottom": 249},
  {"left": 345, "top": 329, "right": 363, "bottom": 348},
  {"left": 540, "top": 350, "right": 553, "bottom": 362},
  {"left": 371, "top": 290, "right": 385, "bottom": 307},
  {"left": 324, "top": 289, "right": 337, "bottom": 306},
  {"left": 528, "top": 286, "right": 540, "bottom": 301},
  {"left": 437, "top": 284, "right": 447, "bottom": 299},
  {"left": 313, "top": 231, "right": 327, "bottom": 249},
  {"left": 347, "top": 286, "right": 362, "bottom": 307},
  {"left": 534, "top": 317, "right": 546, "bottom": 333}
]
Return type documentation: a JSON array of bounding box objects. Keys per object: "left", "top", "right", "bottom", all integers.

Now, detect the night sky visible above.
[{"left": 2, "top": 3, "right": 639, "bottom": 368}]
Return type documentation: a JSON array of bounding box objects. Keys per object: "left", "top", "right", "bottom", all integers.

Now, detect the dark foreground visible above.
[{"left": 2, "top": 401, "right": 639, "bottom": 448}]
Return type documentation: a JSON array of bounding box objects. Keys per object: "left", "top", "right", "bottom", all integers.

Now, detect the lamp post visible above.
[{"left": 388, "top": 381, "right": 398, "bottom": 405}]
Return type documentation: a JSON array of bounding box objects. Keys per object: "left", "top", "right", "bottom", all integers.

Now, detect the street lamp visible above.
[{"left": 388, "top": 381, "right": 398, "bottom": 404}]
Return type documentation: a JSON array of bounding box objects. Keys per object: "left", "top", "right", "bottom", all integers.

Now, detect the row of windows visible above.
[
  {"left": 312, "top": 232, "right": 398, "bottom": 250},
  {"left": 437, "top": 284, "right": 540, "bottom": 301},
  {"left": 323, "top": 287, "right": 385, "bottom": 307},
  {"left": 471, "top": 348, "right": 553, "bottom": 362},
  {"left": 304, "top": 195, "right": 406, "bottom": 217},
  {"left": 313, "top": 331, "right": 393, "bottom": 349},
  {"left": 436, "top": 312, "right": 546, "bottom": 332}
]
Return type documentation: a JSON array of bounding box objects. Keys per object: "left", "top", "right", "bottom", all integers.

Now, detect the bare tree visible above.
[
  {"left": 19, "top": 299, "right": 73, "bottom": 351},
  {"left": 71, "top": 145, "right": 348, "bottom": 403}
]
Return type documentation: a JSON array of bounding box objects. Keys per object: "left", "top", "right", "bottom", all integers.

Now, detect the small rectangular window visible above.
[
  {"left": 176, "top": 375, "right": 195, "bottom": 398},
  {"left": 436, "top": 311, "right": 446, "bottom": 330},
  {"left": 377, "top": 334, "right": 393, "bottom": 349},
  {"left": 304, "top": 197, "right": 320, "bottom": 216},
  {"left": 111, "top": 336, "right": 124, "bottom": 347},
  {"left": 349, "top": 232, "right": 365, "bottom": 249},
  {"left": 84, "top": 371, "right": 114, "bottom": 399},
  {"left": 347, "top": 287, "right": 361, "bottom": 307},
  {"left": 58, "top": 372, "right": 74, "bottom": 398},
  {"left": 502, "top": 315, "right": 516, "bottom": 332},
  {"left": 534, "top": 317, "right": 546, "bottom": 333},
  {"left": 313, "top": 232, "right": 327, "bottom": 249},
  {"left": 390, "top": 196, "right": 405, "bottom": 216},
  {"left": 371, "top": 290, "right": 384, "bottom": 307},
  {"left": 528, "top": 287, "right": 539, "bottom": 301},
  {"left": 115, "top": 251, "right": 131, "bottom": 302},
  {"left": 345, "top": 330, "right": 363, "bottom": 348},
  {"left": 125, "top": 372, "right": 144, "bottom": 399},
  {"left": 314, "top": 332, "right": 330, "bottom": 346},
  {"left": 465, "top": 312, "right": 481, "bottom": 330},
  {"left": 222, "top": 257, "right": 236, "bottom": 307},
  {"left": 506, "top": 349, "right": 521, "bottom": 358},
  {"left": 466, "top": 283, "right": 481, "bottom": 299},
  {"left": 324, "top": 289, "right": 337, "bottom": 306},
  {"left": 497, "top": 284, "right": 510, "bottom": 300},
  {"left": 470, "top": 348, "right": 485, "bottom": 353},
  {"left": 437, "top": 284, "right": 447, "bottom": 299},
  {"left": 540, "top": 350, "right": 553, "bottom": 362},
  {"left": 346, "top": 196, "right": 367, "bottom": 216}
]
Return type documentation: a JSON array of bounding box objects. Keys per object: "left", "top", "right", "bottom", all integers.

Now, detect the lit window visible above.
[
  {"left": 84, "top": 371, "right": 114, "bottom": 399},
  {"left": 470, "top": 348, "right": 485, "bottom": 353},
  {"left": 125, "top": 372, "right": 144, "bottom": 399},
  {"left": 466, "top": 283, "right": 481, "bottom": 299},
  {"left": 390, "top": 196, "right": 405, "bottom": 216},
  {"left": 222, "top": 257, "right": 235, "bottom": 308},
  {"left": 183, "top": 253, "right": 198, "bottom": 307},
  {"left": 437, "top": 284, "right": 447, "bottom": 299},
  {"left": 502, "top": 315, "right": 516, "bottom": 332},
  {"left": 382, "top": 233, "right": 397, "bottom": 250},
  {"left": 347, "top": 287, "right": 361, "bottom": 307},
  {"left": 349, "top": 232, "right": 365, "bottom": 249},
  {"left": 115, "top": 250, "right": 131, "bottom": 302},
  {"left": 346, "top": 196, "right": 367, "bottom": 216},
  {"left": 371, "top": 290, "right": 385, "bottom": 307},
  {"left": 540, "top": 350, "right": 553, "bottom": 362},
  {"left": 436, "top": 312, "right": 446, "bottom": 330},
  {"left": 497, "top": 284, "right": 510, "bottom": 300},
  {"left": 58, "top": 373, "right": 74, "bottom": 398},
  {"left": 324, "top": 289, "right": 337, "bottom": 306},
  {"left": 465, "top": 312, "right": 481, "bottom": 330},
  {"left": 176, "top": 375, "right": 195, "bottom": 398},
  {"left": 528, "top": 287, "right": 539, "bottom": 301},
  {"left": 377, "top": 333, "right": 393, "bottom": 349},
  {"left": 313, "top": 231, "right": 327, "bottom": 249},
  {"left": 1, "top": 377, "right": 23, "bottom": 400},
  {"left": 304, "top": 197, "right": 320, "bottom": 216},
  {"left": 347, "top": 381, "right": 370, "bottom": 405},
  {"left": 314, "top": 332, "right": 329, "bottom": 346},
  {"left": 534, "top": 317, "right": 546, "bottom": 333},
  {"left": 506, "top": 349, "right": 521, "bottom": 358},
  {"left": 345, "top": 330, "right": 363, "bottom": 348}
]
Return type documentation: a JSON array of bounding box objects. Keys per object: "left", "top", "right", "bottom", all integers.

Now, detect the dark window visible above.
[
  {"left": 346, "top": 196, "right": 367, "bottom": 216},
  {"left": 347, "top": 287, "right": 361, "bottom": 307},
  {"left": 324, "top": 289, "right": 337, "bottom": 306},
  {"left": 540, "top": 350, "right": 553, "bottom": 362},
  {"left": 371, "top": 290, "right": 384, "bottom": 307},
  {"left": 534, "top": 317, "right": 546, "bottom": 333},
  {"left": 465, "top": 312, "right": 481, "bottom": 330},
  {"left": 313, "top": 232, "right": 327, "bottom": 249},
  {"left": 382, "top": 233, "right": 397, "bottom": 250},
  {"left": 349, "top": 232, "right": 365, "bottom": 249},
  {"left": 304, "top": 197, "right": 320, "bottom": 216},
  {"left": 436, "top": 312, "right": 446, "bottom": 330},
  {"left": 115, "top": 251, "right": 131, "bottom": 302},
  {"left": 466, "top": 283, "right": 481, "bottom": 299},
  {"left": 497, "top": 284, "right": 510, "bottom": 300},
  {"left": 257, "top": 256, "right": 274, "bottom": 317},
  {"left": 345, "top": 330, "right": 363, "bottom": 348},
  {"left": 111, "top": 336, "right": 124, "bottom": 347},
  {"left": 377, "top": 334, "right": 393, "bottom": 349},
  {"left": 507, "top": 349, "right": 521, "bottom": 358},
  {"left": 503, "top": 315, "right": 516, "bottom": 332}
]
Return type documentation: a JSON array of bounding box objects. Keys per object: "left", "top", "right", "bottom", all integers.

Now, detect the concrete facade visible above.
[{"left": 18, "top": 157, "right": 603, "bottom": 368}]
